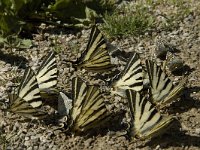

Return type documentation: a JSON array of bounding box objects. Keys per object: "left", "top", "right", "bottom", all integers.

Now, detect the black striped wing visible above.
[
  {"left": 36, "top": 51, "right": 57, "bottom": 90},
  {"left": 8, "top": 67, "right": 46, "bottom": 118},
  {"left": 146, "top": 60, "right": 186, "bottom": 108},
  {"left": 70, "top": 77, "right": 109, "bottom": 133},
  {"left": 111, "top": 53, "right": 143, "bottom": 97},
  {"left": 75, "top": 26, "right": 114, "bottom": 72},
  {"left": 126, "top": 90, "right": 175, "bottom": 140}
]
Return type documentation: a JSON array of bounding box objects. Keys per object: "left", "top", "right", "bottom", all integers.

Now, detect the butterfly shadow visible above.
[
  {"left": 37, "top": 25, "right": 82, "bottom": 37},
  {"left": 42, "top": 110, "right": 128, "bottom": 139},
  {"left": 85, "top": 110, "right": 128, "bottom": 137},
  {"left": 0, "top": 50, "right": 28, "bottom": 69},
  {"left": 171, "top": 64, "right": 195, "bottom": 76},
  {"left": 143, "top": 120, "right": 200, "bottom": 148},
  {"left": 167, "top": 86, "right": 200, "bottom": 114}
]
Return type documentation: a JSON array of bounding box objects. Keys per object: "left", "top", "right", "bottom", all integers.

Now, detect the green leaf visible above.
[
  {"left": 0, "top": 13, "right": 22, "bottom": 36},
  {"left": 19, "top": 39, "right": 32, "bottom": 49}
]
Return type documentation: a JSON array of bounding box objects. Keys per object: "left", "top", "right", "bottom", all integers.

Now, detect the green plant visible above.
[
  {"left": 0, "top": 35, "right": 32, "bottom": 49},
  {"left": 0, "top": 0, "right": 44, "bottom": 36},
  {"left": 0, "top": 0, "right": 116, "bottom": 37},
  {"left": 102, "top": 0, "right": 194, "bottom": 37},
  {"left": 102, "top": 3, "right": 155, "bottom": 37}
]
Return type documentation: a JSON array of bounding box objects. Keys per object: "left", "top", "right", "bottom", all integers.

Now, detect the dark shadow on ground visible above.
[
  {"left": 167, "top": 86, "right": 200, "bottom": 114},
  {"left": 142, "top": 120, "right": 200, "bottom": 148},
  {"left": 0, "top": 51, "right": 28, "bottom": 69},
  {"left": 36, "top": 25, "right": 82, "bottom": 37},
  {"left": 171, "top": 64, "right": 195, "bottom": 76},
  {"left": 78, "top": 110, "right": 127, "bottom": 137}
]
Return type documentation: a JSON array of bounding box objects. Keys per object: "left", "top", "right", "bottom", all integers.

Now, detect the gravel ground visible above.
[{"left": 0, "top": 1, "right": 200, "bottom": 149}]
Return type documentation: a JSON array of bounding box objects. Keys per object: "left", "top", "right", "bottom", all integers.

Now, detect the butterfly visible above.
[
  {"left": 35, "top": 51, "right": 58, "bottom": 108},
  {"left": 70, "top": 26, "right": 115, "bottom": 72},
  {"left": 126, "top": 89, "right": 175, "bottom": 140},
  {"left": 146, "top": 59, "right": 187, "bottom": 109},
  {"left": 7, "top": 67, "right": 46, "bottom": 119},
  {"left": 111, "top": 52, "right": 143, "bottom": 97},
  {"left": 68, "top": 77, "right": 110, "bottom": 133}
]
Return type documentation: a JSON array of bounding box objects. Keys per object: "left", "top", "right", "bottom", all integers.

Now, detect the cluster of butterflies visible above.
[{"left": 4, "top": 26, "right": 187, "bottom": 141}]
